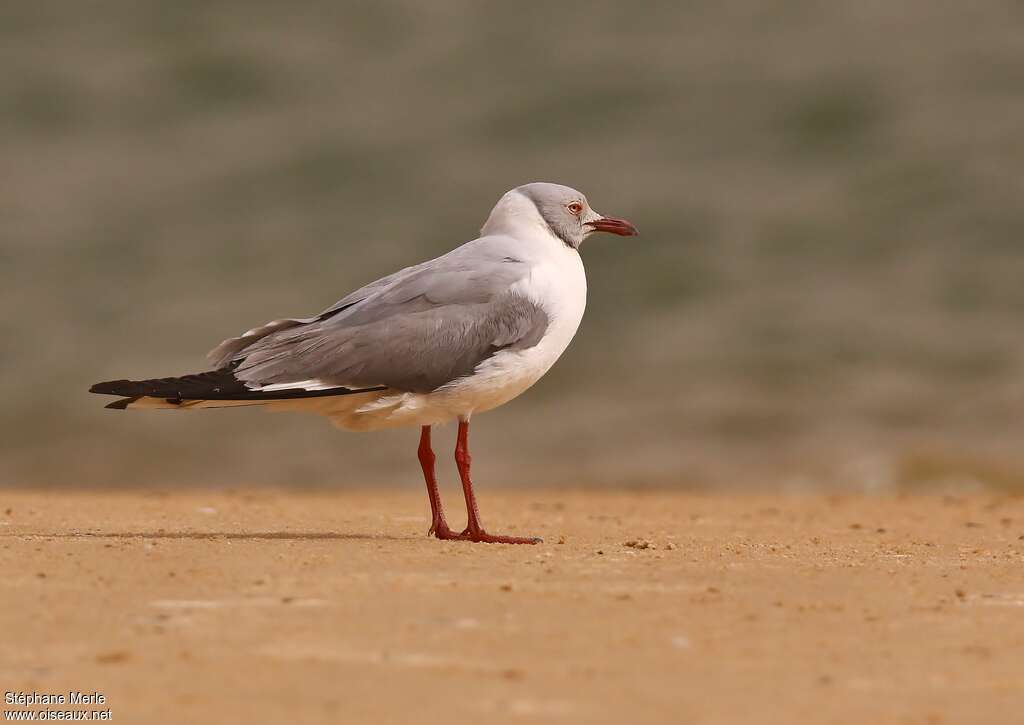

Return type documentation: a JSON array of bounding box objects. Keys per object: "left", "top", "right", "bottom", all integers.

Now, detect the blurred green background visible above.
[{"left": 3, "top": 1, "right": 1023, "bottom": 491}]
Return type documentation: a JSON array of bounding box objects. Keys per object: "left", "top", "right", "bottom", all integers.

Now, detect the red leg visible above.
[
  {"left": 417, "top": 426, "right": 457, "bottom": 540},
  {"left": 453, "top": 419, "right": 541, "bottom": 545}
]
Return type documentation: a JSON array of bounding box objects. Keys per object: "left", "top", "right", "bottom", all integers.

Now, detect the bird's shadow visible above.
[{"left": 3, "top": 531, "right": 409, "bottom": 541}]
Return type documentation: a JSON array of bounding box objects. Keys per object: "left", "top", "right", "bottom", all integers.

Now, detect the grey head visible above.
[{"left": 514, "top": 182, "right": 639, "bottom": 249}]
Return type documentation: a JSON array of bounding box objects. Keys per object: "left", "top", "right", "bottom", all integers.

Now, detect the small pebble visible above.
[
  {"left": 624, "top": 539, "right": 654, "bottom": 550},
  {"left": 96, "top": 651, "right": 130, "bottom": 664}
]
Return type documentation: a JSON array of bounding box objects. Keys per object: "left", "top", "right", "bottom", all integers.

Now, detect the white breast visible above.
[
  {"left": 411, "top": 241, "right": 586, "bottom": 423},
  {"left": 510, "top": 241, "right": 588, "bottom": 378},
  {"left": 445, "top": 241, "right": 587, "bottom": 415}
]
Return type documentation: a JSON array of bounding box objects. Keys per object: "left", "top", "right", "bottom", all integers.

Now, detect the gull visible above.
[{"left": 90, "top": 182, "right": 638, "bottom": 544}]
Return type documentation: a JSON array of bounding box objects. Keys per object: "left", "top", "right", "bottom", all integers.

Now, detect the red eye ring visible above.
[{"left": 567, "top": 202, "right": 584, "bottom": 216}]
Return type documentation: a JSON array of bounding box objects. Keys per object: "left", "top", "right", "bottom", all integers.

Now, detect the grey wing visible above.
[
  {"left": 204, "top": 257, "right": 438, "bottom": 368},
  {"left": 209, "top": 241, "right": 549, "bottom": 394}
]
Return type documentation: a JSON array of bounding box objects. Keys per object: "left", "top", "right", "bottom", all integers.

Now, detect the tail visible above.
[{"left": 89, "top": 369, "right": 386, "bottom": 410}]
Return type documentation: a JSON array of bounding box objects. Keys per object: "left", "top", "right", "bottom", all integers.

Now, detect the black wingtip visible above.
[
  {"left": 90, "top": 380, "right": 131, "bottom": 395},
  {"left": 90, "top": 371, "right": 388, "bottom": 405}
]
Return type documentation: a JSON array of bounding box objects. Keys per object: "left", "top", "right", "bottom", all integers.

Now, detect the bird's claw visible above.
[
  {"left": 428, "top": 520, "right": 459, "bottom": 539},
  {"left": 427, "top": 521, "right": 539, "bottom": 544}
]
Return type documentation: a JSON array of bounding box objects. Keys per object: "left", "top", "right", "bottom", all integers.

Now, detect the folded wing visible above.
[{"left": 211, "top": 238, "right": 550, "bottom": 395}]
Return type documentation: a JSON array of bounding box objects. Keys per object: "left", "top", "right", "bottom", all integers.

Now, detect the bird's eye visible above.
[{"left": 567, "top": 202, "right": 584, "bottom": 216}]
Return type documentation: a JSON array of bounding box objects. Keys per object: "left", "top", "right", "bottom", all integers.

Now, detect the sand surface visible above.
[{"left": 1, "top": 488, "right": 1022, "bottom": 724}]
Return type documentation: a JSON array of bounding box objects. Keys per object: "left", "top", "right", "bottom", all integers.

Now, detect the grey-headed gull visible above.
[{"left": 90, "top": 182, "right": 638, "bottom": 544}]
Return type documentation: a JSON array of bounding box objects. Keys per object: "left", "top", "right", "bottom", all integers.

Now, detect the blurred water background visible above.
[{"left": 3, "top": 1, "right": 1024, "bottom": 491}]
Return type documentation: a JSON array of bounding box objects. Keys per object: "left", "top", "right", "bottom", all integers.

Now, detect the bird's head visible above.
[{"left": 482, "top": 182, "right": 638, "bottom": 249}]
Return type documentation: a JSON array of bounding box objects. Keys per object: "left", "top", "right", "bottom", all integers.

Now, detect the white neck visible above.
[{"left": 480, "top": 189, "right": 558, "bottom": 243}]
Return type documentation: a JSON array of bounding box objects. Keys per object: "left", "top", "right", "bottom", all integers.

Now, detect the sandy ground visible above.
[{"left": 1, "top": 488, "right": 1022, "bottom": 725}]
